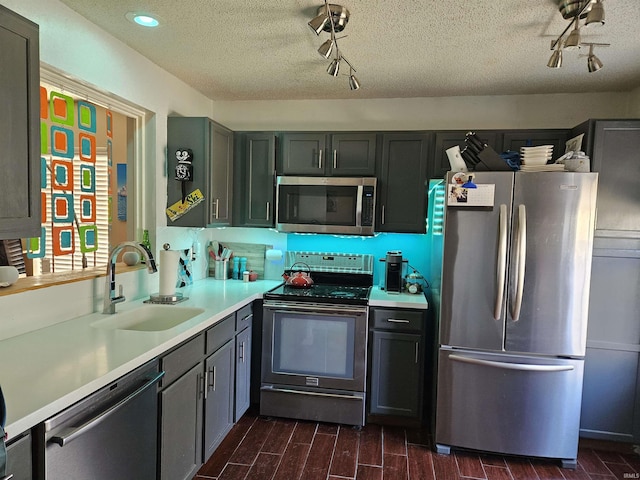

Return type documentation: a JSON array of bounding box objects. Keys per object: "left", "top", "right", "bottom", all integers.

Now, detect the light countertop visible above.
[
  {"left": 368, "top": 286, "right": 429, "bottom": 309},
  {"left": 0, "top": 279, "right": 427, "bottom": 440},
  {"left": 0, "top": 278, "right": 280, "bottom": 440}
]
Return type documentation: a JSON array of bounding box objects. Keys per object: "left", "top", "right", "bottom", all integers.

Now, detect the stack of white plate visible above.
[
  {"left": 520, "top": 145, "right": 554, "bottom": 166},
  {"left": 520, "top": 163, "right": 565, "bottom": 172}
]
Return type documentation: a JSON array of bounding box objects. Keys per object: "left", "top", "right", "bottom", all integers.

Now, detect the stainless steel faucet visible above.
[{"left": 103, "top": 241, "right": 157, "bottom": 314}]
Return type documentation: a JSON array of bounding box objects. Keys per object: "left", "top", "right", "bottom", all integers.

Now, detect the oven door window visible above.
[
  {"left": 278, "top": 185, "right": 357, "bottom": 226},
  {"left": 272, "top": 313, "right": 355, "bottom": 379}
]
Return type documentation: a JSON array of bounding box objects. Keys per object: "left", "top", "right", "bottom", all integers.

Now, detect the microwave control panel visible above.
[{"left": 361, "top": 186, "right": 375, "bottom": 227}]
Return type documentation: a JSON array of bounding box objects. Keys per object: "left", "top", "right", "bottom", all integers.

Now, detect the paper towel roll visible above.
[
  {"left": 265, "top": 249, "right": 283, "bottom": 261},
  {"left": 159, "top": 250, "right": 180, "bottom": 296}
]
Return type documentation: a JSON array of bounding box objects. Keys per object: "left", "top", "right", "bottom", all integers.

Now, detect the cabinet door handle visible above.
[
  {"left": 415, "top": 342, "right": 419, "bottom": 364},
  {"left": 387, "top": 318, "right": 410, "bottom": 324},
  {"left": 318, "top": 149, "right": 323, "bottom": 169},
  {"left": 381, "top": 205, "right": 386, "bottom": 225},
  {"left": 207, "top": 365, "right": 216, "bottom": 392},
  {"left": 239, "top": 341, "right": 245, "bottom": 363},
  {"left": 211, "top": 199, "right": 219, "bottom": 220},
  {"left": 209, "top": 365, "right": 216, "bottom": 391},
  {"left": 333, "top": 149, "right": 337, "bottom": 169},
  {"left": 202, "top": 371, "right": 207, "bottom": 400},
  {"left": 266, "top": 202, "right": 270, "bottom": 221}
]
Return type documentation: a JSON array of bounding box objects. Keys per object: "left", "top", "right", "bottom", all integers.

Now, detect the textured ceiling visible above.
[{"left": 56, "top": 0, "right": 640, "bottom": 101}]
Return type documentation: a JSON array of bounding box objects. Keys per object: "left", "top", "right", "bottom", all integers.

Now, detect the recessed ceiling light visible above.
[{"left": 125, "top": 12, "right": 160, "bottom": 28}]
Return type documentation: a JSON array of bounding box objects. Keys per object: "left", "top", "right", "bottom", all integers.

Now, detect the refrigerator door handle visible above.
[
  {"left": 511, "top": 204, "right": 527, "bottom": 321},
  {"left": 494, "top": 204, "right": 508, "bottom": 320},
  {"left": 449, "top": 354, "right": 574, "bottom": 372}
]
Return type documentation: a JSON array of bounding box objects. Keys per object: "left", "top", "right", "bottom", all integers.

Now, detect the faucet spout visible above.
[{"left": 103, "top": 241, "right": 157, "bottom": 314}]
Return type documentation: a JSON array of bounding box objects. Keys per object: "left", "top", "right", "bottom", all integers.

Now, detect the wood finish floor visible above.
[{"left": 194, "top": 410, "right": 639, "bottom": 480}]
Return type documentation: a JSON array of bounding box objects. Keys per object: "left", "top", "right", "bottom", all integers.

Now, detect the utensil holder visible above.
[{"left": 214, "top": 259, "right": 228, "bottom": 280}]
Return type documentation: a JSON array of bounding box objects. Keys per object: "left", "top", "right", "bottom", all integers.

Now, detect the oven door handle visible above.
[{"left": 265, "top": 303, "right": 367, "bottom": 315}]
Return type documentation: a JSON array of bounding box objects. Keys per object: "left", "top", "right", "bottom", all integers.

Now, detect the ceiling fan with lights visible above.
[
  {"left": 548, "top": 0, "right": 608, "bottom": 72},
  {"left": 308, "top": 2, "right": 361, "bottom": 90}
]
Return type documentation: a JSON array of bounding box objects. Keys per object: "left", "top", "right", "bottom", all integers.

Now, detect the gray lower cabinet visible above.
[
  {"left": 580, "top": 239, "right": 640, "bottom": 443},
  {"left": 203, "top": 340, "right": 235, "bottom": 459},
  {"left": 235, "top": 325, "right": 252, "bottom": 420},
  {"left": 6, "top": 431, "right": 32, "bottom": 480},
  {"left": 368, "top": 307, "right": 428, "bottom": 424},
  {"left": 159, "top": 313, "right": 236, "bottom": 480},
  {"left": 0, "top": 5, "right": 41, "bottom": 239},
  {"left": 159, "top": 362, "right": 203, "bottom": 480},
  {"left": 377, "top": 133, "right": 430, "bottom": 233}
]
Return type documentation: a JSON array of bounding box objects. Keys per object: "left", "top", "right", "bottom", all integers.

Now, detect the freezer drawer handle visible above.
[
  {"left": 511, "top": 204, "right": 527, "bottom": 321},
  {"left": 48, "top": 371, "right": 164, "bottom": 447},
  {"left": 449, "top": 354, "right": 574, "bottom": 372},
  {"left": 494, "top": 204, "right": 508, "bottom": 320}
]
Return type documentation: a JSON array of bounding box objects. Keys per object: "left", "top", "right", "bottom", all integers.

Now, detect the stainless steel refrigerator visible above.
[{"left": 435, "top": 171, "right": 598, "bottom": 468}]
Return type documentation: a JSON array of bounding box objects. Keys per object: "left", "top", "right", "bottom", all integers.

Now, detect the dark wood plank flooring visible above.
[{"left": 194, "top": 410, "right": 639, "bottom": 480}]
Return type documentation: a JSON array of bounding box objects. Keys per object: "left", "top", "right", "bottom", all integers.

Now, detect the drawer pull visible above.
[{"left": 387, "top": 318, "right": 410, "bottom": 324}]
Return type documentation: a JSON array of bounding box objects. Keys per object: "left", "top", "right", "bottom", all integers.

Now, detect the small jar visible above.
[{"left": 242, "top": 271, "right": 250, "bottom": 282}]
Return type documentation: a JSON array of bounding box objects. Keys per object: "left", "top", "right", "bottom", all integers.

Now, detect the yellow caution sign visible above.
[{"left": 166, "top": 189, "right": 205, "bottom": 222}]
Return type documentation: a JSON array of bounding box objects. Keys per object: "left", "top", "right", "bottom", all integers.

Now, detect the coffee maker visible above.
[{"left": 383, "top": 251, "right": 404, "bottom": 293}]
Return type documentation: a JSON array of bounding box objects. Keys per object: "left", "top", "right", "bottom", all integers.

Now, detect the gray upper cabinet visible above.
[
  {"left": 328, "top": 133, "right": 377, "bottom": 175},
  {"left": 572, "top": 119, "right": 640, "bottom": 235},
  {"left": 0, "top": 5, "right": 40, "bottom": 240},
  {"left": 500, "top": 129, "right": 569, "bottom": 163},
  {"left": 280, "top": 132, "right": 376, "bottom": 176},
  {"left": 432, "top": 131, "right": 499, "bottom": 179},
  {"left": 377, "top": 133, "right": 430, "bottom": 233},
  {"left": 167, "top": 117, "right": 233, "bottom": 227},
  {"left": 234, "top": 132, "right": 276, "bottom": 227}
]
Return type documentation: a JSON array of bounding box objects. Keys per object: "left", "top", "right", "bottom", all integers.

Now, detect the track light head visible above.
[
  {"left": 585, "top": 0, "right": 605, "bottom": 26},
  {"left": 547, "top": 49, "right": 563, "bottom": 68}
]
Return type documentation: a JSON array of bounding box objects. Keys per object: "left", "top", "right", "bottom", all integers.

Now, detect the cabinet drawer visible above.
[
  {"left": 161, "top": 334, "right": 205, "bottom": 387},
  {"left": 206, "top": 314, "right": 235, "bottom": 354},
  {"left": 236, "top": 303, "right": 253, "bottom": 332},
  {"left": 372, "top": 308, "right": 424, "bottom": 332}
]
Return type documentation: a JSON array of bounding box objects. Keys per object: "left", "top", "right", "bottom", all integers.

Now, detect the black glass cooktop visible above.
[{"left": 264, "top": 283, "right": 371, "bottom": 305}]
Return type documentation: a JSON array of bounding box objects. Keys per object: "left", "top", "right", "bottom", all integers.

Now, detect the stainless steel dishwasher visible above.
[{"left": 43, "top": 361, "right": 163, "bottom": 480}]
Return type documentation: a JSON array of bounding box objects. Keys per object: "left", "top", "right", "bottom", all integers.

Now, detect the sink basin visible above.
[{"left": 91, "top": 305, "right": 205, "bottom": 331}]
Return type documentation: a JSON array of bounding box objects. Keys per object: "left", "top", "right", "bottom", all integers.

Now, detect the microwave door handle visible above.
[
  {"left": 355, "top": 185, "right": 363, "bottom": 228},
  {"left": 333, "top": 149, "right": 337, "bottom": 169}
]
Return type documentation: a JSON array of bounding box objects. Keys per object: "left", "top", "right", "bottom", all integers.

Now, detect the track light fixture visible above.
[
  {"left": 548, "top": 1, "right": 609, "bottom": 72},
  {"left": 308, "top": 2, "right": 361, "bottom": 91}
]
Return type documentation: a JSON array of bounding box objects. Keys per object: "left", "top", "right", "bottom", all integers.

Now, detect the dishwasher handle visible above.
[{"left": 49, "top": 371, "right": 164, "bottom": 447}]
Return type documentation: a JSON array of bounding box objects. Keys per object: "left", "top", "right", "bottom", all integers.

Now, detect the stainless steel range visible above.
[{"left": 261, "top": 252, "right": 373, "bottom": 426}]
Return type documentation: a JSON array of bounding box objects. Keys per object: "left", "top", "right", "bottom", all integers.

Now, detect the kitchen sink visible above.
[{"left": 91, "top": 304, "right": 205, "bottom": 331}]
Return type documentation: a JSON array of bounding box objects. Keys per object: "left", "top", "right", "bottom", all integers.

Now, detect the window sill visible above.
[{"left": 0, "top": 264, "right": 146, "bottom": 297}]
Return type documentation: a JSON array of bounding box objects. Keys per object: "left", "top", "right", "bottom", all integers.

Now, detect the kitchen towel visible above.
[{"left": 159, "top": 250, "right": 180, "bottom": 296}]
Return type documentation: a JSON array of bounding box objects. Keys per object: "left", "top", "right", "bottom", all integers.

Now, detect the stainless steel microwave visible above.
[{"left": 275, "top": 176, "right": 376, "bottom": 235}]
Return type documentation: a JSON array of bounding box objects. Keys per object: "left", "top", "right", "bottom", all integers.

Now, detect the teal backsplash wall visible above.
[{"left": 286, "top": 232, "right": 431, "bottom": 287}]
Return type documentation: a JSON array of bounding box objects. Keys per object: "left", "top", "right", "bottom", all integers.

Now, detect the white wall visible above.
[{"left": 212, "top": 92, "right": 631, "bottom": 132}]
